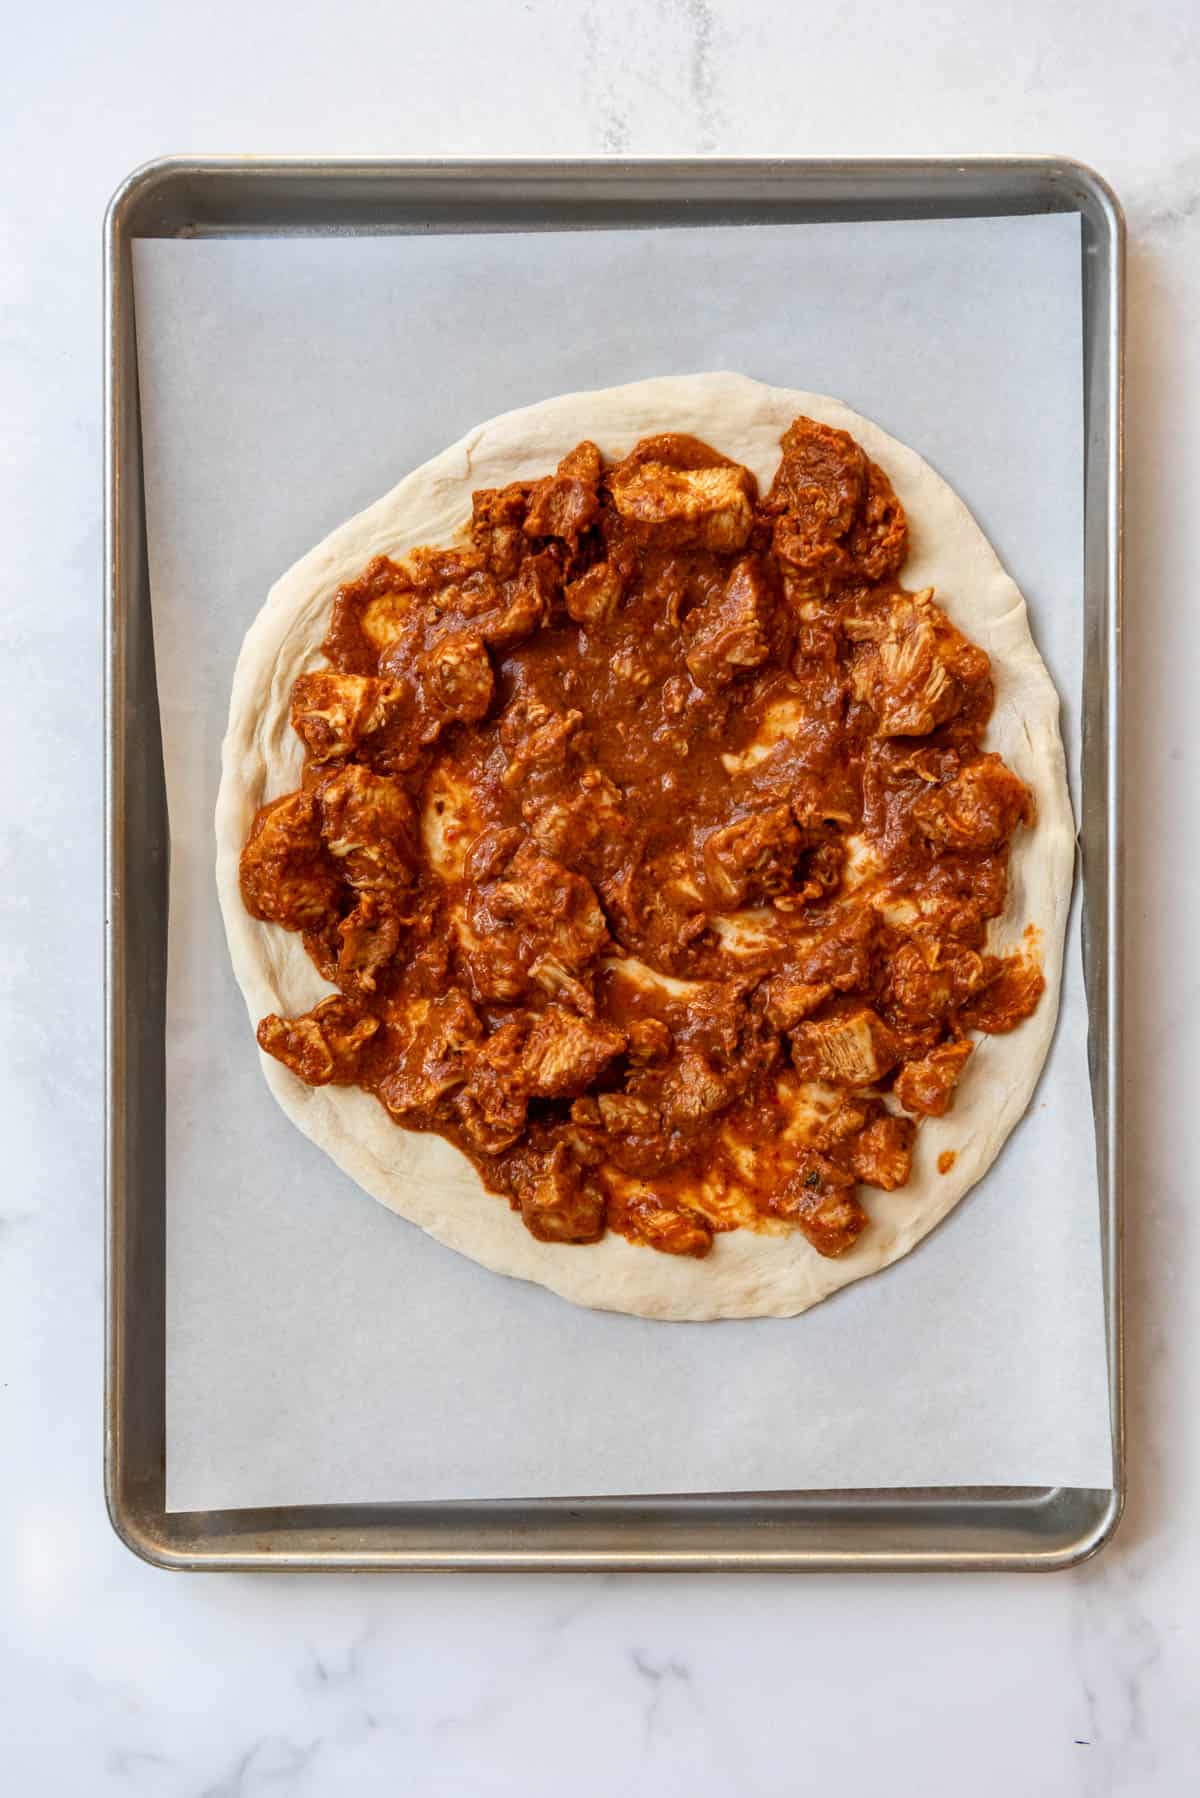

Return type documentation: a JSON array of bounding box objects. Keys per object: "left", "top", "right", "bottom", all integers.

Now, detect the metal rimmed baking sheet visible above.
[{"left": 105, "top": 157, "right": 1123, "bottom": 1569}]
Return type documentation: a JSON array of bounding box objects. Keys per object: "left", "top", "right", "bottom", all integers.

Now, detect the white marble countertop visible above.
[{"left": 3, "top": 2, "right": 1197, "bottom": 1792}]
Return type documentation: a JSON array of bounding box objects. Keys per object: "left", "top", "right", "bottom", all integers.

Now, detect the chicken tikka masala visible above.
[{"left": 239, "top": 417, "right": 1044, "bottom": 1263}]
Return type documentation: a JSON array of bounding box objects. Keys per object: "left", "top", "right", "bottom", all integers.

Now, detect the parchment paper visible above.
[{"left": 133, "top": 215, "right": 1114, "bottom": 1511}]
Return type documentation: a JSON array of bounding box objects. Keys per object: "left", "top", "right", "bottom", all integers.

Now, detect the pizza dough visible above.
[{"left": 214, "top": 373, "right": 1075, "bottom": 1319}]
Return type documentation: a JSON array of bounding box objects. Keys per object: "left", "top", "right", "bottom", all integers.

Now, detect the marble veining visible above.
[{"left": 4, "top": 0, "right": 1199, "bottom": 1793}]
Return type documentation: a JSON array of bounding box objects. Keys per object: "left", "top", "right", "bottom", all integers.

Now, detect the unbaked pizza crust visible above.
[{"left": 214, "top": 373, "right": 1075, "bottom": 1320}]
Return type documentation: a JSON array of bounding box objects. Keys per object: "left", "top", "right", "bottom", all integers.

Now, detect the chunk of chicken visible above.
[
  {"left": 627, "top": 1017, "right": 673, "bottom": 1063},
  {"left": 497, "top": 837, "right": 609, "bottom": 973},
  {"left": 289, "top": 671, "right": 405, "bottom": 762},
  {"left": 887, "top": 936, "right": 987, "bottom": 1022},
  {"left": 463, "top": 823, "right": 526, "bottom": 886},
  {"left": 758, "top": 973, "right": 832, "bottom": 1032},
  {"left": 454, "top": 1018, "right": 531, "bottom": 1153},
  {"left": 470, "top": 481, "right": 530, "bottom": 578},
  {"left": 240, "top": 790, "right": 340, "bottom": 931},
  {"left": 959, "top": 952, "right": 1045, "bottom": 1034},
  {"left": 790, "top": 1007, "right": 902, "bottom": 1087},
  {"left": 515, "top": 1143, "right": 607, "bottom": 1244},
  {"left": 772, "top": 1155, "right": 867, "bottom": 1257},
  {"left": 565, "top": 561, "right": 624, "bottom": 627},
  {"left": 655, "top": 1047, "right": 740, "bottom": 1134},
  {"left": 336, "top": 894, "right": 402, "bottom": 992},
  {"left": 811, "top": 1092, "right": 876, "bottom": 1147},
  {"left": 464, "top": 834, "right": 611, "bottom": 1006},
  {"left": 597, "top": 1092, "right": 661, "bottom": 1135},
  {"left": 500, "top": 702, "right": 583, "bottom": 790},
  {"left": 685, "top": 556, "right": 773, "bottom": 688},
  {"left": 420, "top": 631, "right": 494, "bottom": 729},
  {"left": 702, "top": 804, "right": 802, "bottom": 908},
  {"left": 912, "top": 754, "right": 1034, "bottom": 850},
  {"left": 522, "top": 768, "right": 629, "bottom": 877},
  {"left": 849, "top": 1110, "right": 916, "bottom": 1189},
  {"left": 609, "top": 458, "right": 754, "bottom": 552},
  {"left": 796, "top": 908, "right": 881, "bottom": 995},
  {"left": 377, "top": 989, "right": 482, "bottom": 1117},
  {"left": 520, "top": 1007, "right": 626, "bottom": 1098},
  {"left": 765, "top": 416, "right": 908, "bottom": 593},
  {"left": 524, "top": 441, "right": 602, "bottom": 546},
  {"left": 848, "top": 589, "right": 991, "bottom": 737},
  {"left": 317, "top": 764, "right": 417, "bottom": 895},
  {"left": 621, "top": 1194, "right": 713, "bottom": 1258},
  {"left": 894, "top": 1039, "right": 974, "bottom": 1116},
  {"left": 480, "top": 556, "right": 558, "bottom": 648},
  {"left": 256, "top": 995, "right": 379, "bottom": 1086}
]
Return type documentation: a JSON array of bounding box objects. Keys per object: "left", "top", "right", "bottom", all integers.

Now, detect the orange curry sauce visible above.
[{"left": 239, "top": 420, "right": 1043, "bottom": 1261}]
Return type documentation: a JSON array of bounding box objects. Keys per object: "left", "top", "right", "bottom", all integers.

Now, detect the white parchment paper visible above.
[{"left": 133, "top": 215, "right": 1114, "bottom": 1510}]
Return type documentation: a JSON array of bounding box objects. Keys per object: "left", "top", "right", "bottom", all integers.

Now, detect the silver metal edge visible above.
[{"left": 103, "top": 155, "right": 1124, "bottom": 1571}]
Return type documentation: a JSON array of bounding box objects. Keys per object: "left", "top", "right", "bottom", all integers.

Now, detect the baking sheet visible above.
[{"left": 132, "top": 215, "right": 1114, "bottom": 1512}]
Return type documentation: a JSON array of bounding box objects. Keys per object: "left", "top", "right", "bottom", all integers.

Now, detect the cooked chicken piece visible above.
[
  {"left": 887, "top": 937, "right": 987, "bottom": 1021},
  {"left": 520, "top": 1007, "right": 626, "bottom": 1098},
  {"left": 767, "top": 417, "right": 864, "bottom": 536},
  {"left": 470, "top": 481, "right": 530, "bottom": 578},
  {"left": 609, "top": 459, "right": 754, "bottom": 552},
  {"left": 461, "top": 836, "right": 609, "bottom": 1006},
  {"left": 848, "top": 588, "right": 991, "bottom": 737},
  {"left": 599, "top": 853, "right": 710, "bottom": 971},
  {"left": 565, "top": 561, "right": 624, "bottom": 627},
  {"left": 656, "top": 1047, "right": 740, "bottom": 1134},
  {"left": 317, "top": 764, "right": 417, "bottom": 894},
  {"left": 516, "top": 1144, "right": 607, "bottom": 1244},
  {"left": 759, "top": 973, "right": 833, "bottom": 1032},
  {"left": 912, "top": 754, "right": 1034, "bottom": 850},
  {"left": 849, "top": 1110, "right": 916, "bottom": 1189},
  {"left": 627, "top": 1017, "right": 673, "bottom": 1063},
  {"left": 910, "top": 853, "right": 1011, "bottom": 939},
  {"left": 463, "top": 824, "right": 527, "bottom": 886},
  {"left": 376, "top": 989, "right": 482, "bottom": 1117},
  {"left": 894, "top": 1039, "right": 974, "bottom": 1116},
  {"left": 523, "top": 768, "right": 628, "bottom": 875},
  {"left": 702, "top": 805, "right": 802, "bottom": 908},
  {"left": 960, "top": 952, "right": 1045, "bottom": 1034},
  {"left": 479, "top": 556, "right": 558, "bottom": 648},
  {"left": 454, "top": 1018, "right": 530, "bottom": 1153},
  {"left": 622, "top": 1194, "right": 713, "bottom": 1258},
  {"left": 846, "top": 459, "right": 910, "bottom": 582},
  {"left": 796, "top": 908, "right": 881, "bottom": 994},
  {"left": 289, "top": 671, "right": 405, "bottom": 762},
  {"left": 597, "top": 1092, "right": 661, "bottom": 1135},
  {"left": 336, "top": 895, "right": 403, "bottom": 992},
  {"left": 256, "top": 995, "right": 379, "bottom": 1086},
  {"left": 685, "top": 556, "right": 773, "bottom": 688},
  {"left": 524, "top": 441, "right": 602, "bottom": 546},
  {"left": 765, "top": 416, "right": 908, "bottom": 592},
  {"left": 527, "top": 954, "right": 596, "bottom": 1015},
  {"left": 772, "top": 1155, "right": 867, "bottom": 1256},
  {"left": 500, "top": 703, "right": 583, "bottom": 789},
  {"left": 672, "top": 976, "right": 753, "bottom": 1062},
  {"left": 487, "top": 839, "right": 607, "bottom": 967},
  {"left": 240, "top": 790, "right": 340, "bottom": 931},
  {"left": 790, "top": 1007, "right": 901, "bottom": 1087},
  {"left": 811, "top": 1092, "right": 876, "bottom": 1147},
  {"left": 420, "top": 631, "right": 494, "bottom": 727}
]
